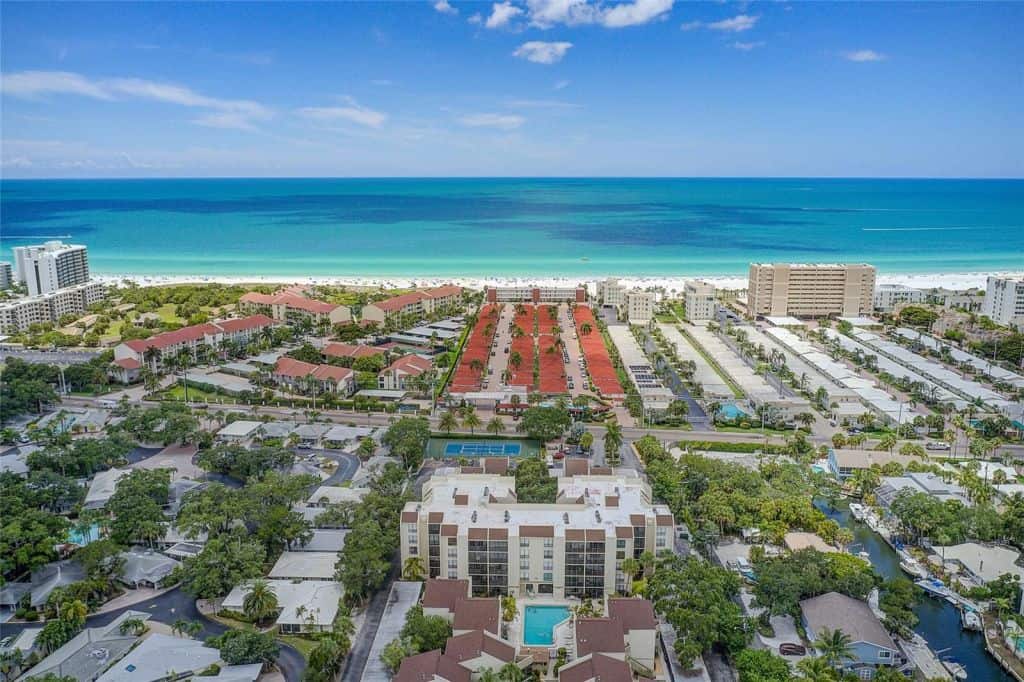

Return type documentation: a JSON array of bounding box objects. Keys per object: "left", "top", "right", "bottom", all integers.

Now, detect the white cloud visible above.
[
  {"left": 1, "top": 157, "right": 33, "bottom": 169},
  {"left": 526, "top": 0, "right": 673, "bottom": 28},
  {"left": 486, "top": 1, "right": 524, "bottom": 28},
  {"left": 707, "top": 13, "right": 758, "bottom": 32},
  {"left": 458, "top": 112, "right": 525, "bottom": 130},
  {"left": 296, "top": 98, "right": 388, "bottom": 128},
  {"left": 506, "top": 98, "right": 579, "bottom": 109},
  {"left": 468, "top": 12, "right": 483, "bottom": 24},
  {"left": 680, "top": 20, "right": 702, "bottom": 31},
  {"left": 433, "top": 0, "right": 458, "bottom": 14},
  {"left": 731, "top": 40, "right": 764, "bottom": 51},
  {"left": 514, "top": 41, "right": 573, "bottom": 64},
  {"left": 1, "top": 70, "right": 271, "bottom": 131},
  {"left": 601, "top": 0, "right": 673, "bottom": 28},
  {"left": 842, "top": 49, "right": 886, "bottom": 62},
  {"left": 553, "top": 79, "right": 571, "bottom": 90}
]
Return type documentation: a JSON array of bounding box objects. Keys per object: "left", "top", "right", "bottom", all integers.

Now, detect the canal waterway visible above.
[{"left": 819, "top": 501, "right": 1011, "bottom": 680}]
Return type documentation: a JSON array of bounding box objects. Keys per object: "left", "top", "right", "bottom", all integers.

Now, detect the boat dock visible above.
[{"left": 901, "top": 634, "right": 953, "bottom": 681}]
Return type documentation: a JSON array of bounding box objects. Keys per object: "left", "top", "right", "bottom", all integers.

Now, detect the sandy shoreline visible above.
[{"left": 91, "top": 270, "right": 1022, "bottom": 293}]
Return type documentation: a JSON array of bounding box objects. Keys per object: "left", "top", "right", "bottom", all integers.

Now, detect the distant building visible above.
[
  {"left": 596, "top": 278, "right": 627, "bottom": 307},
  {"left": 379, "top": 354, "right": 432, "bottom": 390},
  {"left": 361, "top": 285, "right": 464, "bottom": 323},
  {"left": 13, "top": 241, "right": 91, "bottom": 296},
  {"left": 0, "top": 280, "right": 106, "bottom": 333},
  {"left": 684, "top": 280, "right": 716, "bottom": 321},
  {"left": 271, "top": 357, "right": 356, "bottom": 396},
  {"left": 873, "top": 284, "right": 925, "bottom": 312},
  {"left": 0, "top": 261, "right": 12, "bottom": 290},
  {"left": 238, "top": 290, "right": 351, "bottom": 325},
  {"left": 925, "top": 287, "right": 984, "bottom": 312},
  {"left": 623, "top": 290, "right": 656, "bottom": 324},
  {"left": 747, "top": 263, "right": 876, "bottom": 318},
  {"left": 800, "top": 592, "right": 905, "bottom": 677},
  {"left": 484, "top": 285, "right": 586, "bottom": 305},
  {"left": 983, "top": 276, "right": 1024, "bottom": 329},
  {"left": 875, "top": 472, "right": 971, "bottom": 509}
]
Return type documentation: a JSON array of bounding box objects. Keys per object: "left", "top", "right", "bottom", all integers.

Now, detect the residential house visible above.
[
  {"left": 800, "top": 592, "right": 903, "bottom": 678},
  {"left": 119, "top": 548, "right": 181, "bottom": 588},
  {"left": 322, "top": 342, "right": 386, "bottom": 364},
  {"left": 222, "top": 580, "right": 344, "bottom": 634},
  {"left": 96, "top": 633, "right": 261, "bottom": 682},
  {"left": 267, "top": 551, "right": 337, "bottom": 581},
  {"left": 20, "top": 611, "right": 151, "bottom": 682}
]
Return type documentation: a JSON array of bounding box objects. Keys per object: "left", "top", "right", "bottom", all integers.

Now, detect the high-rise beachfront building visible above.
[
  {"left": 400, "top": 461, "right": 674, "bottom": 600},
  {"left": 982, "top": 276, "right": 1024, "bottom": 329},
  {"left": 0, "top": 262, "right": 12, "bottom": 290},
  {"left": 747, "top": 263, "right": 876, "bottom": 318},
  {"left": 596, "top": 278, "right": 628, "bottom": 308},
  {"left": 683, "top": 280, "right": 717, "bottom": 321},
  {"left": 13, "top": 241, "right": 91, "bottom": 296}
]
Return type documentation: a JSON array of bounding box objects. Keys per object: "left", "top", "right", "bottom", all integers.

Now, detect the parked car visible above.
[{"left": 779, "top": 643, "right": 806, "bottom": 656}]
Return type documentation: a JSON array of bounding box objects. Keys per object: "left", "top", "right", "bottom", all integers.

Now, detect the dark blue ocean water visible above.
[{"left": 1, "top": 178, "right": 1021, "bottom": 277}]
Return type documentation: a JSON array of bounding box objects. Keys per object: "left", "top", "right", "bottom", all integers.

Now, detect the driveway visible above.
[{"left": 0, "top": 586, "right": 306, "bottom": 681}]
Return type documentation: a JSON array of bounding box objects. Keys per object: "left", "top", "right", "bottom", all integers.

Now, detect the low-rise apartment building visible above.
[
  {"left": 485, "top": 285, "right": 587, "bottom": 304},
  {"left": 361, "top": 285, "right": 464, "bottom": 323},
  {"left": 378, "top": 354, "right": 432, "bottom": 390},
  {"left": 596, "top": 278, "right": 628, "bottom": 308},
  {"left": 400, "top": 465, "right": 674, "bottom": 599},
  {"left": 748, "top": 263, "right": 876, "bottom": 318},
  {"left": 113, "top": 314, "right": 276, "bottom": 369},
  {"left": 238, "top": 290, "right": 351, "bottom": 325},
  {"left": 872, "top": 284, "right": 925, "bottom": 312},
  {"left": 272, "top": 357, "right": 356, "bottom": 396},
  {"left": 683, "top": 280, "right": 716, "bottom": 321},
  {"left": 625, "top": 291, "right": 656, "bottom": 324},
  {"left": 0, "top": 281, "right": 106, "bottom": 333}
]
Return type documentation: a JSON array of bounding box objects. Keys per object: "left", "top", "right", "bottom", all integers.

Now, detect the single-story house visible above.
[
  {"left": 119, "top": 548, "right": 181, "bottom": 588},
  {"left": 784, "top": 532, "right": 838, "bottom": 554},
  {"left": 21, "top": 611, "right": 150, "bottom": 682},
  {"left": 216, "top": 420, "right": 262, "bottom": 444},
  {"left": 875, "top": 472, "right": 971, "bottom": 510},
  {"left": 82, "top": 468, "right": 130, "bottom": 510},
  {"left": 223, "top": 579, "right": 344, "bottom": 634},
  {"left": 307, "top": 485, "right": 368, "bottom": 508},
  {"left": 293, "top": 423, "right": 333, "bottom": 448},
  {"left": 294, "top": 529, "right": 349, "bottom": 553},
  {"left": 96, "top": 633, "right": 261, "bottom": 682}
]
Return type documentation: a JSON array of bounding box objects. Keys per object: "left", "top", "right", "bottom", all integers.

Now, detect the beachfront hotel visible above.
[
  {"left": 747, "top": 262, "right": 877, "bottom": 318},
  {"left": 983, "top": 276, "right": 1024, "bottom": 329},
  {"left": 0, "top": 280, "right": 106, "bottom": 334},
  {"left": 400, "top": 461, "right": 675, "bottom": 600},
  {"left": 12, "top": 240, "right": 91, "bottom": 296}
]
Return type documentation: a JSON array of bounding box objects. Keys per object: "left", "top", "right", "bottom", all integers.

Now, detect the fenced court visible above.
[{"left": 427, "top": 437, "right": 542, "bottom": 459}]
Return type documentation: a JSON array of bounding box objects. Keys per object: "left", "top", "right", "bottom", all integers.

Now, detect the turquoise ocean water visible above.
[{"left": 1, "top": 178, "right": 1021, "bottom": 277}]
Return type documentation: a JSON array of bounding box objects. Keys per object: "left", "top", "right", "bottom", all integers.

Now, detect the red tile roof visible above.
[
  {"left": 559, "top": 654, "right": 633, "bottom": 682},
  {"left": 426, "top": 285, "right": 463, "bottom": 299},
  {"left": 113, "top": 358, "right": 141, "bottom": 369},
  {"left": 274, "top": 357, "right": 319, "bottom": 377},
  {"left": 216, "top": 314, "right": 276, "bottom": 333},
  {"left": 312, "top": 364, "right": 353, "bottom": 382},
  {"left": 122, "top": 323, "right": 221, "bottom": 352},
  {"left": 323, "top": 342, "right": 384, "bottom": 359},
  {"left": 239, "top": 292, "right": 277, "bottom": 305},
  {"left": 373, "top": 291, "right": 430, "bottom": 312},
  {"left": 240, "top": 291, "right": 341, "bottom": 314},
  {"left": 387, "top": 354, "right": 432, "bottom": 376}
]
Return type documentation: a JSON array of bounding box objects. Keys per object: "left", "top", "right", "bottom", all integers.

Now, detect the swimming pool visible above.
[
  {"left": 68, "top": 523, "right": 100, "bottom": 546},
  {"left": 523, "top": 605, "right": 571, "bottom": 646},
  {"left": 718, "top": 403, "right": 749, "bottom": 420}
]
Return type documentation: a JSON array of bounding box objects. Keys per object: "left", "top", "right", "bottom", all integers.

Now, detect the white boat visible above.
[
  {"left": 961, "top": 608, "right": 982, "bottom": 631},
  {"left": 849, "top": 502, "right": 866, "bottom": 520},
  {"left": 857, "top": 550, "right": 871, "bottom": 560},
  {"left": 943, "top": 660, "right": 967, "bottom": 680},
  {"left": 916, "top": 578, "right": 953, "bottom": 600},
  {"left": 899, "top": 559, "right": 929, "bottom": 579}
]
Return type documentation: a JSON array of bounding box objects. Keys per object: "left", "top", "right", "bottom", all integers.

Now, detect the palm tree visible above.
[
  {"left": 877, "top": 432, "right": 898, "bottom": 453},
  {"left": 119, "top": 617, "right": 147, "bottom": 636},
  {"left": 403, "top": 557, "right": 426, "bottom": 581},
  {"left": 603, "top": 419, "right": 623, "bottom": 467},
  {"left": 509, "top": 351, "right": 523, "bottom": 372},
  {"left": 486, "top": 416, "right": 506, "bottom": 435},
  {"left": 171, "top": 618, "right": 189, "bottom": 637},
  {"left": 463, "top": 408, "right": 482, "bottom": 434},
  {"left": 580, "top": 322, "right": 592, "bottom": 335},
  {"left": 498, "top": 662, "right": 524, "bottom": 682},
  {"left": 796, "top": 412, "right": 815, "bottom": 429},
  {"left": 440, "top": 410, "right": 459, "bottom": 435},
  {"left": 813, "top": 627, "right": 855, "bottom": 668},
  {"left": 796, "top": 656, "right": 836, "bottom": 681},
  {"left": 478, "top": 669, "right": 500, "bottom": 682},
  {"left": 243, "top": 579, "right": 279, "bottom": 624}
]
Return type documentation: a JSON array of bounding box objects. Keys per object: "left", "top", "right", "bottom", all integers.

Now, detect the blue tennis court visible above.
[{"left": 444, "top": 442, "right": 522, "bottom": 457}]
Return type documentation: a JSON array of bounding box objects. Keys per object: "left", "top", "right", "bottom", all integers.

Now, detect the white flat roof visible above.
[
  {"left": 217, "top": 420, "right": 262, "bottom": 437},
  {"left": 223, "top": 579, "right": 343, "bottom": 627},
  {"left": 267, "top": 551, "right": 337, "bottom": 580}
]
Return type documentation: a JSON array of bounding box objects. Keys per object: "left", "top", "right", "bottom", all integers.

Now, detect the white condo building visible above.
[
  {"left": 596, "top": 278, "right": 628, "bottom": 308},
  {"left": 13, "top": 241, "right": 91, "bottom": 296},
  {"left": 625, "top": 291, "right": 656, "bottom": 324},
  {"left": 748, "top": 263, "right": 876, "bottom": 318},
  {"left": 0, "top": 262, "right": 12, "bottom": 290},
  {"left": 0, "top": 281, "right": 106, "bottom": 333},
  {"left": 872, "top": 284, "right": 925, "bottom": 312},
  {"left": 683, "top": 280, "right": 716, "bottom": 321},
  {"left": 983, "top": 276, "right": 1024, "bottom": 329}
]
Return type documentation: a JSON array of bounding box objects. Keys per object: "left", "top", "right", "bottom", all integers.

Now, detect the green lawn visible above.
[
  {"left": 715, "top": 425, "right": 795, "bottom": 437},
  {"left": 278, "top": 634, "right": 318, "bottom": 659},
  {"left": 160, "top": 384, "right": 230, "bottom": 403}
]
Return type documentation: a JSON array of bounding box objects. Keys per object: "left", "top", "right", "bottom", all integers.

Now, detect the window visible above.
[
  {"left": 409, "top": 546, "right": 418, "bottom": 555},
  {"left": 520, "top": 548, "right": 530, "bottom": 558},
  {"left": 448, "top": 547, "right": 457, "bottom": 558},
  {"left": 448, "top": 559, "right": 457, "bottom": 569},
  {"left": 543, "top": 572, "right": 553, "bottom": 582},
  {"left": 878, "top": 651, "right": 891, "bottom": 659},
  {"left": 543, "top": 538, "right": 554, "bottom": 548},
  {"left": 448, "top": 570, "right": 458, "bottom": 579},
  {"left": 520, "top": 570, "right": 529, "bottom": 580},
  {"left": 520, "top": 560, "right": 529, "bottom": 570},
  {"left": 616, "top": 540, "right": 626, "bottom": 549},
  {"left": 543, "top": 560, "right": 553, "bottom": 571},
  {"left": 543, "top": 549, "right": 553, "bottom": 559},
  {"left": 520, "top": 538, "right": 529, "bottom": 547}
]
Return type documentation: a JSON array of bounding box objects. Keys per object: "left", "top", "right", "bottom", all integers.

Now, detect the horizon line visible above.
[{"left": 3, "top": 175, "right": 1023, "bottom": 182}]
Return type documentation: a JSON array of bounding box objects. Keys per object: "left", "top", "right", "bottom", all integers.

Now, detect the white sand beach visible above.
[{"left": 91, "top": 271, "right": 1024, "bottom": 294}]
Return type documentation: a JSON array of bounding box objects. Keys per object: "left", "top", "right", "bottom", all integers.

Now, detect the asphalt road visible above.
[{"left": 0, "top": 587, "right": 306, "bottom": 682}]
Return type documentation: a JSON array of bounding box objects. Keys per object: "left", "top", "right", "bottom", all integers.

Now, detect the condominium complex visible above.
[
  {"left": 238, "top": 289, "right": 351, "bottom": 325},
  {"left": 872, "top": 284, "right": 925, "bottom": 312},
  {"left": 485, "top": 285, "right": 587, "bottom": 305},
  {"left": 13, "top": 241, "right": 91, "bottom": 296},
  {"left": 624, "top": 291, "right": 656, "bottom": 324},
  {"left": 361, "top": 285, "right": 464, "bottom": 323},
  {"left": 683, "top": 280, "right": 716, "bottom": 321},
  {"left": 0, "top": 262, "right": 12, "bottom": 290},
  {"left": 0, "top": 281, "right": 106, "bottom": 333},
  {"left": 982, "top": 276, "right": 1024, "bottom": 329},
  {"left": 113, "top": 314, "right": 277, "bottom": 369},
  {"left": 596, "top": 278, "right": 628, "bottom": 307},
  {"left": 400, "top": 463, "right": 674, "bottom": 599},
  {"left": 747, "top": 263, "right": 876, "bottom": 318}
]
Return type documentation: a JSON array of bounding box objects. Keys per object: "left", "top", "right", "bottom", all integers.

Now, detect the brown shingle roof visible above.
[
  {"left": 564, "top": 459, "right": 590, "bottom": 476},
  {"left": 575, "top": 618, "right": 625, "bottom": 656},
  {"left": 558, "top": 653, "right": 633, "bottom": 682},
  {"left": 452, "top": 598, "right": 499, "bottom": 635},
  {"left": 422, "top": 579, "right": 469, "bottom": 611},
  {"left": 394, "top": 649, "right": 442, "bottom": 682},
  {"left": 800, "top": 592, "right": 896, "bottom": 651},
  {"left": 520, "top": 525, "right": 554, "bottom": 538},
  {"left": 607, "top": 597, "right": 658, "bottom": 632},
  {"left": 444, "top": 630, "right": 515, "bottom": 664},
  {"left": 482, "top": 457, "right": 509, "bottom": 475}
]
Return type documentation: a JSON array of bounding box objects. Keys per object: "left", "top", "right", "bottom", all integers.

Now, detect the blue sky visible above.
[{"left": 2, "top": 1, "right": 1022, "bottom": 178}]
